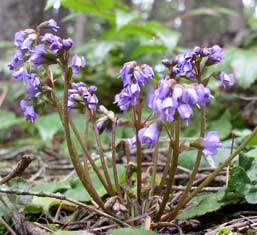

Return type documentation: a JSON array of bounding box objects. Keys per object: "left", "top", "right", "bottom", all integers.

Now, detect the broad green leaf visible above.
[
  {"left": 35, "top": 113, "right": 62, "bottom": 141},
  {"left": 209, "top": 111, "right": 232, "bottom": 139},
  {"left": 32, "top": 180, "right": 71, "bottom": 193},
  {"left": 61, "top": 0, "right": 115, "bottom": 22},
  {"left": 144, "top": 22, "right": 180, "bottom": 50},
  {"left": 231, "top": 49, "right": 257, "bottom": 88},
  {"left": 109, "top": 228, "right": 161, "bottom": 235},
  {"left": 178, "top": 189, "right": 227, "bottom": 220},
  {"left": 245, "top": 187, "right": 257, "bottom": 204},
  {"left": 0, "top": 110, "right": 24, "bottom": 130},
  {"left": 131, "top": 44, "right": 166, "bottom": 57},
  {"left": 96, "top": 0, "right": 115, "bottom": 9},
  {"left": 178, "top": 150, "right": 207, "bottom": 170},
  {"left": 115, "top": 9, "right": 140, "bottom": 30},
  {"left": 246, "top": 148, "right": 257, "bottom": 158}
]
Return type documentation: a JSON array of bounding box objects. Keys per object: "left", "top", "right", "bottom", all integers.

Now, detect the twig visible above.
[
  {"left": 0, "top": 216, "right": 17, "bottom": 235},
  {"left": 0, "top": 155, "right": 33, "bottom": 185},
  {"left": 0, "top": 188, "right": 129, "bottom": 227}
]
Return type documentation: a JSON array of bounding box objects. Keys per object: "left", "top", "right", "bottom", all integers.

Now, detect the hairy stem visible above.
[
  {"left": 162, "top": 108, "right": 206, "bottom": 221},
  {"left": 91, "top": 114, "right": 115, "bottom": 196},
  {"left": 111, "top": 118, "right": 122, "bottom": 199},
  {"left": 62, "top": 62, "right": 104, "bottom": 208},
  {"left": 155, "top": 117, "right": 180, "bottom": 221},
  {"left": 51, "top": 88, "right": 111, "bottom": 195},
  {"left": 134, "top": 107, "right": 142, "bottom": 205},
  {"left": 150, "top": 142, "right": 159, "bottom": 197}
]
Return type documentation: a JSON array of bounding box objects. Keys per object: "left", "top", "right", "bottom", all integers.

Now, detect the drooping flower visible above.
[
  {"left": 13, "top": 66, "right": 30, "bottom": 81},
  {"left": 114, "top": 83, "right": 140, "bottom": 111},
  {"left": 29, "top": 44, "right": 47, "bottom": 67},
  {"left": 138, "top": 122, "right": 161, "bottom": 147},
  {"left": 14, "top": 31, "right": 27, "bottom": 48},
  {"left": 25, "top": 74, "right": 41, "bottom": 98},
  {"left": 71, "top": 55, "right": 86, "bottom": 74},
  {"left": 62, "top": 38, "right": 73, "bottom": 49},
  {"left": 177, "top": 104, "right": 193, "bottom": 124},
  {"left": 196, "top": 84, "right": 213, "bottom": 106},
  {"left": 20, "top": 99, "right": 39, "bottom": 123},
  {"left": 42, "top": 33, "right": 63, "bottom": 53},
  {"left": 8, "top": 50, "right": 24, "bottom": 70},
  {"left": 47, "top": 19, "right": 60, "bottom": 32},
  {"left": 202, "top": 131, "right": 222, "bottom": 156},
  {"left": 160, "top": 97, "right": 176, "bottom": 122},
  {"left": 203, "top": 45, "right": 224, "bottom": 63},
  {"left": 219, "top": 72, "right": 235, "bottom": 88},
  {"left": 182, "top": 86, "right": 198, "bottom": 105}
]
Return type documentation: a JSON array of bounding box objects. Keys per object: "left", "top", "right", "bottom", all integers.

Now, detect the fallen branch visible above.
[
  {"left": 0, "top": 155, "right": 33, "bottom": 185},
  {"left": 0, "top": 188, "right": 129, "bottom": 227}
]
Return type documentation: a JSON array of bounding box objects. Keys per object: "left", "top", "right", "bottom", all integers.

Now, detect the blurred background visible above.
[{"left": 0, "top": 0, "right": 257, "bottom": 152}]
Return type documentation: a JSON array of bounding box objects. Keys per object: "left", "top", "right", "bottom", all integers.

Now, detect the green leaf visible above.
[
  {"left": 96, "top": 0, "right": 115, "bottom": 9},
  {"left": 115, "top": 9, "right": 140, "bottom": 30},
  {"left": 35, "top": 113, "right": 62, "bottom": 141},
  {"left": 0, "top": 110, "right": 24, "bottom": 130},
  {"left": 178, "top": 189, "right": 227, "bottom": 220},
  {"left": 61, "top": 0, "right": 115, "bottom": 22},
  {"left": 131, "top": 44, "right": 166, "bottom": 57},
  {"left": 178, "top": 150, "right": 207, "bottom": 170},
  {"left": 209, "top": 111, "right": 232, "bottom": 139},
  {"left": 231, "top": 49, "right": 257, "bottom": 88},
  {"left": 108, "top": 228, "right": 161, "bottom": 235}
]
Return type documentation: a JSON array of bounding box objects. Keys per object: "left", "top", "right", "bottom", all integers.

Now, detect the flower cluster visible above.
[
  {"left": 68, "top": 82, "right": 98, "bottom": 110},
  {"left": 170, "top": 45, "right": 224, "bottom": 79},
  {"left": 114, "top": 61, "right": 154, "bottom": 111},
  {"left": 148, "top": 79, "right": 213, "bottom": 124},
  {"left": 8, "top": 19, "right": 86, "bottom": 122}
]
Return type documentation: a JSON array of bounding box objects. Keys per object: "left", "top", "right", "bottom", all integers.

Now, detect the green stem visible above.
[
  {"left": 162, "top": 108, "right": 206, "bottom": 221},
  {"left": 155, "top": 117, "right": 180, "bottom": 221},
  {"left": 184, "top": 125, "right": 257, "bottom": 212},
  {"left": 91, "top": 115, "right": 115, "bottom": 196},
  {"left": 111, "top": 118, "right": 122, "bottom": 200},
  {"left": 62, "top": 65, "right": 104, "bottom": 209}
]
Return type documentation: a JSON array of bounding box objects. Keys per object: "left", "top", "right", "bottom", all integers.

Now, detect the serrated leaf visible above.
[
  {"left": 0, "top": 110, "right": 24, "bottom": 130},
  {"left": 108, "top": 228, "right": 161, "bottom": 235},
  {"left": 35, "top": 112, "right": 62, "bottom": 141},
  {"left": 178, "top": 189, "right": 227, "bottom": 220}
]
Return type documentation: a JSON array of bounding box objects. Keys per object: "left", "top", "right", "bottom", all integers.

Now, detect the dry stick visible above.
[
  {"left": 62, "top": 63, "right": 104, "bottom": 209},
  {"left": 0, "top": 216, "right": 17, "bottom": 235},
  {"left": 111, "top": 118, "right": 122, "bottom": 200},
  {"left": 52, "top": 89, "right": 111, "bottom": 196},
  {"left": 0, "top": 155, "right": 33, "bottom": 185},
  {"left": 155, "top": 117, "right": 180, "bottom": 221},
  {"left": 162, "top": 107, "right": 206, "bottom": 221},
  {"left": 91, "top": 116, "right": 115, "bottom": 196},
  {"left": 183, "top": 125, "right": 257, "bottom": 210},
  {"left": 0, "top": 188, "right": 129, "bottom": 227}
]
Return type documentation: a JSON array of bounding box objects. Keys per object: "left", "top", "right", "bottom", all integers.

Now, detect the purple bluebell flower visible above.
[
  {"left": 29, "top": 44, "right": 47, "bottom": 67},
  {"left": 196, "top": 84, "right": 213, "bottom": 106},
  {"left": 182, "top": 86, "right": 198, "bottom": 105},
  {"left": 62, "top": 38, "right": 73, "bottom": 49},
  {"left": 71, "top": 55, "right": 86, "bottom": 74},
  {"left": 8, "top": 50, "right": 24, "bottom": 70},
  {"left": 172, "top": 85, "right": 183, "bottom": 107},
  {"left": 47, "top": 19, "right": 60, "bottom": 32},
  {"left": 160, "top": 97, "right": 176, "bottom": 122},
  {"left": 155, "top": 79, "right": 170, "bottom": 99},
  {"left": 202, "top": 131, "right": 222, "bottom": 156},
  {"left": 25, "top": 74, "right": 41, "bottom": 98},
  {"left": 138, "top": 123, "right": 161, "bottom": 147},
  {"left": 120, "top": 61, "right": 135, "bottom": 87},
  {"left": 20, "top": 99, "right": 39, "bottom": 123},
  {"left": 14, "top": 31, "right": 27, "bottom": 48},
  {"left": 204, "top": 45, "right": 224, "bottom": 63},
  {"left": 115, "top": 83, "right": 140, "bottom": 111},
  {"left": 177, "top": 104, "right": 193, "bottom": 124},
  {"left": 219, "top": 72, "right": 235, "bottom": 88},
  {"left": 193, "top": 46, "right": 201, "bottom": 54},
  {"left": 13, "top": 66, "right": 29, "bottom": 81},
  {"left": 42, "top": 33, "right": 63, "bottom": 53}
]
